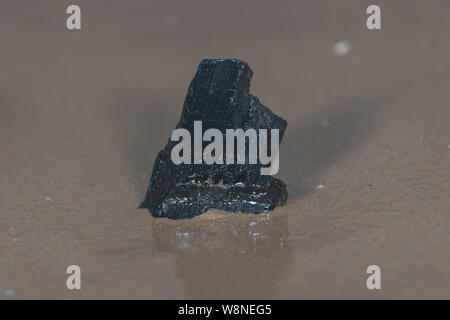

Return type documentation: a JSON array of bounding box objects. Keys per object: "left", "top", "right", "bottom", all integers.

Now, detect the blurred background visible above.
[{"left": 0, "top": 0, "right": 449, "bottom": 299}]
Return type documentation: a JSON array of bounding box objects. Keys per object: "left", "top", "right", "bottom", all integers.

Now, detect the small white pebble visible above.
[
  {"left": 249, "top": 222, "right": 257, "bottom": 227},
  {"left": 333, "top": 40, "right": 351, "bottom": 56},
  {"left": 317, "top": 185, "right": 324, "bottom": 190},
  {"left": 419, "top": 136, "right": 424, "bottom": 142},
  {"left": 45, "top": 197, "right": 52, "bottom": 201},
  {"left": 320, "top": 119, "right": 329, "bottom": 127},
  {"left": 447, "top": 144, "right": 450, "bottom": 149},
  {"left": 3, "top": 289, "right": 15, "bottom": 296}
]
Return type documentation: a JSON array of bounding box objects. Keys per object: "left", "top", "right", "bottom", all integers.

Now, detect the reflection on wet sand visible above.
[{"left": 150, "top": 209, "right": 292, "bottom": 299}]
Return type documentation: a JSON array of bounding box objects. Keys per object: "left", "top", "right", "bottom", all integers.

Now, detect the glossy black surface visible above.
[{"left": 141, "top": 59, "right": 287, "bottom": 219}]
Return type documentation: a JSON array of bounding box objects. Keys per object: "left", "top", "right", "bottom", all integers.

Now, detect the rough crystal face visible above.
[{"left": 140, "top": 59, "right": 288, "bottom": 219}]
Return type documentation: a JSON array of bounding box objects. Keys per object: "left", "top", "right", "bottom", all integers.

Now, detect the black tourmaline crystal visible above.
[{"left": 141, "top": 59, "right": 287, "bottom": 219}]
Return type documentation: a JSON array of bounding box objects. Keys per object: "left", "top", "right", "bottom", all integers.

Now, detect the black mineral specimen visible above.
[{"left": 141, "top": 59, "right": 287, "bottom": 219}]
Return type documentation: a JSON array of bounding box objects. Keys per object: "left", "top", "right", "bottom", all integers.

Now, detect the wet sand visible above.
[{"left": 1, "top": 0, "right": 449, "bottom": 299}]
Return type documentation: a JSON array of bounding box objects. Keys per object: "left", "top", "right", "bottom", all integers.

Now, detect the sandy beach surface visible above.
[{"left": 1, "top": 0, "right": 449, "bottom": 299}]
